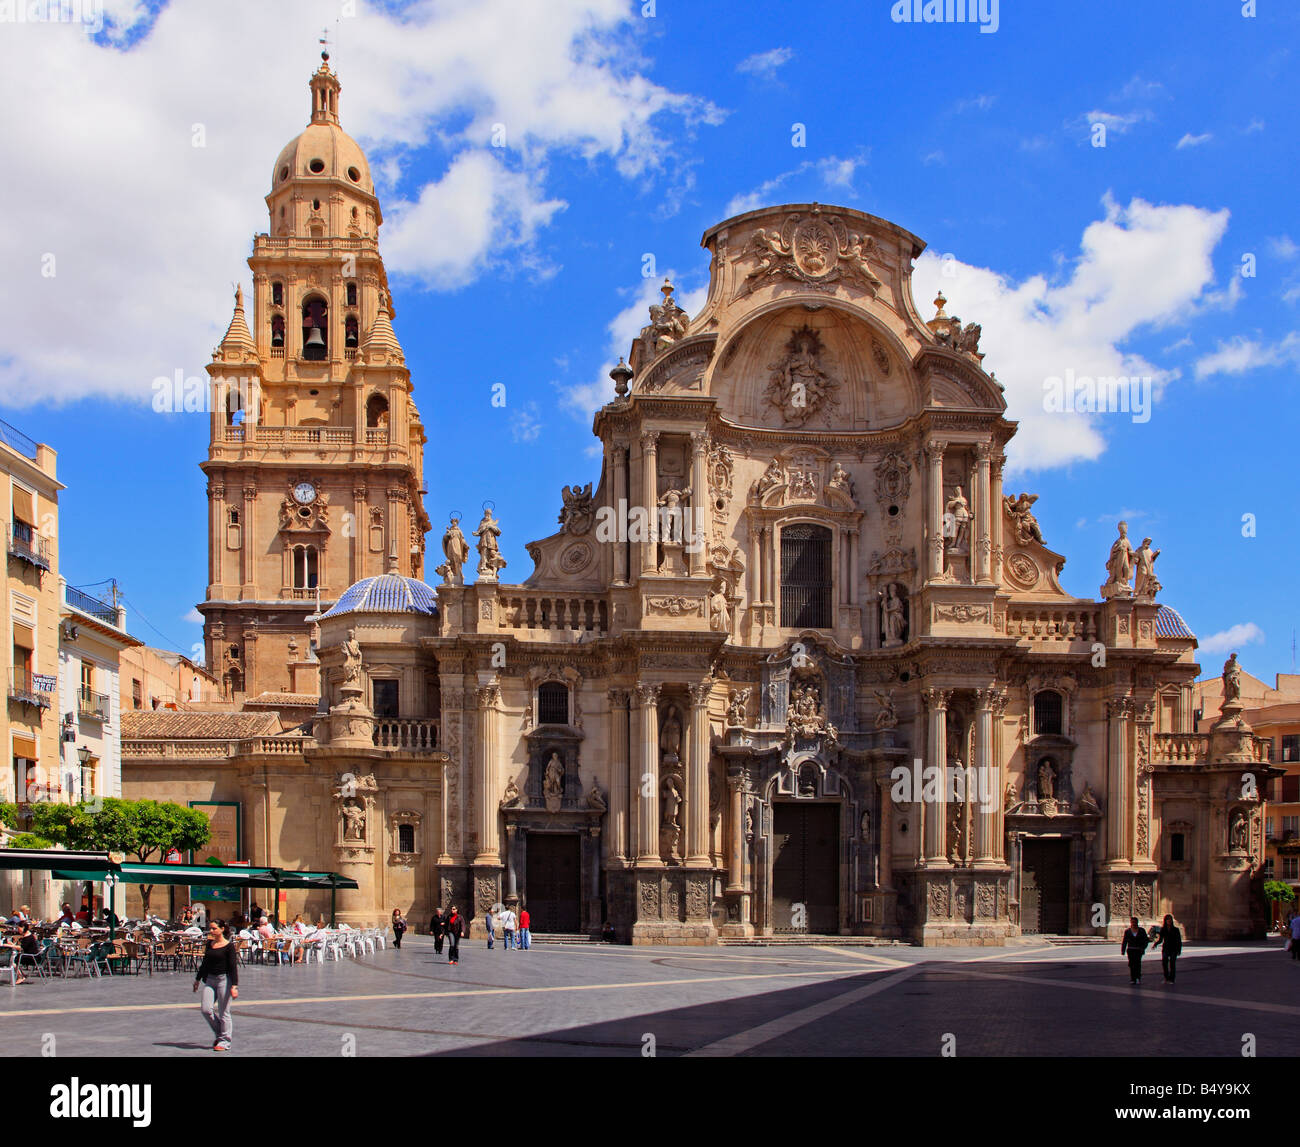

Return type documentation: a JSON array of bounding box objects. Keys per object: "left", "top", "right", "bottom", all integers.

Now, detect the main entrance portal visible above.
[
  {"left": 772, "top": 803, "right": 839, "bottom": 934},
  {"left": 1020, "top": 838, "right": 1070, "bottom": 935},
  {"left": 524, "top": 832, "right": 581, "bottom": 933}
]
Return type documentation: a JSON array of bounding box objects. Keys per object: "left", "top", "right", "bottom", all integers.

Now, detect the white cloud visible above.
[
  {"left": 559, "top": 275, "right": 708, "bottom": 422},
  {"left": 1077, "top": 109, "right": 1150, "bottom": 138},
  {"left": 724, "top": 152, "right": 869, "bottom": 218},
  {"left": 736, "top": 47, "right": 793, "bottom": 80},
  {"left": 1199, "top": 622, "right": 1265, "bottom": 655},
  {"left": 510, "top": 401, "right": 543, "bottom": 443},
  {"left": 1176, "top": 132, "right": 1212, "bottom": 149},
  {"left": 1283, "top": 285, "right": 1300, "bottom": 305},
  {"left": 1270, "top": 235, "right": 1300, "bottom": 259},
  {"left": 1193, "top": 333, "right": 1300, "bottom": 379},
  {"left": 922, "top": 150, "right": 946, "bottom": 166},
  {"left": 0, "top": 0, "right": 721, "bottom": 406},
  {"left": 955, "top": 93, "right": 997, "bottom": 113},
  {"left": 182, "top": 607, "right": 204, "bottom": 626},
  {"left": 912, "top": 195, "right": 1231, "bottom": 472},
  {"left": 1116, "top": 75, "right": 1166, "bottom": 102}
]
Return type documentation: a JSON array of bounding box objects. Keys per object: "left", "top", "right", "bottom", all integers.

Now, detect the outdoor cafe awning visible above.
[
  {"left": 0, "top": 849, "right": 358, "bottom": 891},
  {"left": 0, "top": 848, "right": 118, "bottom": 876}
]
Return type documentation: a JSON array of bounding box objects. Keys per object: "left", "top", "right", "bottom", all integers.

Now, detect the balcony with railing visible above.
[
  {"left": 253, "top": 234, "right": 376, "bottom": 255},
  {"left": 1004, "top": 604, "right": 1099, "bottom": 643},
  {"left": 8, "top": 525, "right": 50, "bottom": 572},
  {"left": 9, "top": 667, "right": 54, "bottom": 709},
  {"left": 0, "top": 418, "right": 39, "bottom": 462},
  {"left": 494, "top": 591, "right": 609, "bottom": 635},
  {"left": 373, "top": 719, "right": 439, "bottom": 752},
  {"left": 65, "top": 584, "right": 119, "bottom": 626},
  {"left": 78, "top": 686, "right": 111, "bottom": 722}
]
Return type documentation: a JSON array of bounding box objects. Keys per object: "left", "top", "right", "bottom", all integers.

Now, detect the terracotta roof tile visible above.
[{"left": 120, "top": 710, "right": 280, "bottom": 739}]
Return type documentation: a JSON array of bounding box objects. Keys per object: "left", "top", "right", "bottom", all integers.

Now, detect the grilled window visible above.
[
  {"left": 538, "top": 681, "right": 569, "bottom": 726},
  {"left": 1033, "top": 690, "right": 1063, "bottom": 736},
  {"left": 398, "top": 823, "right": 415, "bottom": 853},
  {"left": 780, "top": 524, "right": 832, "bottom": 628}
]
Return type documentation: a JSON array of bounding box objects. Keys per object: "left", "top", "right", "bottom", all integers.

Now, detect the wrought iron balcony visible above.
[
  {"left": 8, "top": 525, "right": 50, "bottom": 571},
  {"left": 9, "top": 667, "right": 54, "bottom": 709},
  {"left": 65, "top": 585, "right": 118, "bottom": 625},
  {"left": 78, "top": 686, "right": 110, "bottom": 721}
]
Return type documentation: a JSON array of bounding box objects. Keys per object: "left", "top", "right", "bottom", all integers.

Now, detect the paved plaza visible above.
[{"left": 1, "top": 936, "right": 1296, "bottom": 1058}]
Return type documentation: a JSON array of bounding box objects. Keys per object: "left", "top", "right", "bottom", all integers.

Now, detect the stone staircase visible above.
[
  {"left": 719, "top": 935, "right": 906, "bottom": 948},
  {"left": 1039, "top": 934, "right": 1113, "bottom": 946}
]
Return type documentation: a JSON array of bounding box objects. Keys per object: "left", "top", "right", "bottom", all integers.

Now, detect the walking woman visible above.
[
  {"left": 431, "top": 908, "right": 446, "bottom": 956},
  {"left": 391, "top": 908, "right": 407, "bottom": 950},
  {"left": 445, "top": 905, "right": 463, "bottom": 965},
  {"left": 1120, "top": 916, "right": 1149, "bottom": 985},
  {"left": 1152, "top": 913, "right": 1182, "bottom": 984},
  {"left": 193, "top": 919, "right": 239, "bottom": 1051}
]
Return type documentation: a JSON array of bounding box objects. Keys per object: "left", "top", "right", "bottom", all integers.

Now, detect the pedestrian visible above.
[
  {"left": 518, "top": 906, "right": 531, "bottom": 950},
  {"left": 192, "top": 902, "right": 207, "bottom": 930},
  {"left": 391, "top": 908, "right": 407, "bottom": 950},
  {"left": 500, "top": 906, "right": 516, "bottom": 950},
  {"left": 431, "top": 908, "right": 446, "bottom": 955},
  {"left": 485, "top": 907, "right": 495, "bottom": 950},
  {"left": 1290, "top": 912, "right": 1300, "bottom": 961},
  {"left": 445, "top": 906, "right": 463, "bottom": 965},
  {"left": 1152, "top": 913, "right": 1182, "bottom": 984},
  {"left": 193, "top": 919, "right": 239, "bottom": 1052},
  {"left": 1121, "top": 916, "right": 1149, "bottom": 984}
]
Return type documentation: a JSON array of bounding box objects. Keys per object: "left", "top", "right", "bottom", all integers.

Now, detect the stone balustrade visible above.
[
  {"left": 373, "top": 719, "right": 439, "bottom": 751},
  {"left": 1151, "top": 732, "right": 1209, "bottom": 764},
  {"left": 1005, "top": 605, "right": 1099, "bottom": 643},
  {"left": 495, "top": 592, "right": 609, "bottom": 635}
]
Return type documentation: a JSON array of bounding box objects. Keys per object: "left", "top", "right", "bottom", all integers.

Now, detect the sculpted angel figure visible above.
[
  {"left": 873, "top": 687, "right": 898, "bottom": 730},
  {"left": 1004, "top": 492, "right": 1044, "bottom": 545}
]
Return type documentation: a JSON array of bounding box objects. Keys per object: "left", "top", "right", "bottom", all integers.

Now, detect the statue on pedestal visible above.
[
  {"left": 1133, "top": 537, "right": 1161, "bottom": 598},
  {"left": 1222, "top": 653, "right": 1242, "bottom": 706},
  {"left": 437, "top": 515, "right": 469, "bottom": 586},
  {"left": 474, "top": 507, "right": 507, "bottom": 581},
  {"left": 1101, "top": 520, "right": 1134, "bottom": 598}
]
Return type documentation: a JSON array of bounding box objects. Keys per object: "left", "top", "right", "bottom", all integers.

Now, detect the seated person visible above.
[
  {"left": 0, "top": 931, "right": 31, "bottom": 985},
  {"left": 100, "top": 907, "right": 120, "bottom": 931},
  {"left": 601, "top": 920, "right": 617, "bottom": 943},
  {"left": 256, "top": 917, "right": 276, "bottom": 940},
  {"left": 56, "top": 904, "right": 75, "bottom": 926},
  {"left": 8, "top": 907, "right": 28, "bottom": 925}
]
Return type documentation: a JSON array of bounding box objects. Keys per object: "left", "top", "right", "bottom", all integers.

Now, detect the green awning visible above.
[
  {"left": 116, "top": 863, "right": 260, "bottom": 887},
  {"left": 244, "top": 869, "right": 359, "bottom": 890},
  {"left": 0, "top": 848, "right": 119, "bottom": 876}
]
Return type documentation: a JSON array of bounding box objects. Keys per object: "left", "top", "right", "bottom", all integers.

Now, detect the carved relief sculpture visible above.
[
  {"left": 765, "top": 326, "right": 838, "bottom": 427},
  {"left": 727, "top": 688, "right": 751, "bottom": 727},
  {"left": 873, "top": 688, "right": 898, "bottom": 730}
]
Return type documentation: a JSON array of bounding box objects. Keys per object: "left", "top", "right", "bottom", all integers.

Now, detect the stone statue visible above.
[
  {"left": 1038, "top": 762, "right": 1056, "bottom": 801},
  {"left": 1103, "top": 520, "right": 1134, "bottom": 597},
  {"left": 656, "top": 485, "right": 692, "bottom": 543},
  {"left": 744, "top": 807, "right": 755, "bottom": 838},
  {"left": 438, "top": 515, "right": 469, "bottom": 585},
  {"left": 827, "top": 461, "right": 854, "bottom": 496},
  {"left": 1222, "top": 653, "right": 1242, "bottom": 705},
  {"left": 645, "top": 279, "right": 688, "bottom": 347},
  {"left": 726, "top": 688, "right": 751, "bottom": 728},
  {"left": 945, "top": 486, "right": 971, "bottom": 552},
  {"left": 881, "top": 583, "right": 906, "bottom": 647},
  {"left": 1133, "top": 537, "right": 1161, "bottom": 598},
  {"left": 1076, "top": 783, "right": 1101, "bottom": 816},
  {"left": 1229, "top": 809, "right": 1248, "bottom": 852},
  {"left": 500, "top": 776, "right": 521, "bottom": 808},
  {"left": 709, "top": 579, "right": 731, "bottom": 634},
  {"left": 661, "top": 708, "right": 682, "bottom": 758},
  {"left": 1003, "top": 492, "right": 1045, "bottom": 546},
  {"left": 661, "top": 773, "right": 683, "bottom": 828},
  {"left": 873, "top": 687, "right": 898, "bottom": 730},
  {"left": 341, "top": 800, "right": 365, "bottom": 841},
  {"left": 1004, "top": 781, "right": 1018, "bottom": 812},
  {"left": 473, "top": 507, "right": 508, "bottom": 580},
  {"left": 340, "top": 628, "right": 363, "bottom": 689},
  {"left": 586, "top": 781, "right": 606, "bottom": 812},
  {"left": 754, "top": 457, "right": 785, "bottom": 499},
  {"left": 543, "top": 752, "right": 565, "bottom": 802},
  {"left": 558, "top": 483, "right": 595, "bottom": 536}
]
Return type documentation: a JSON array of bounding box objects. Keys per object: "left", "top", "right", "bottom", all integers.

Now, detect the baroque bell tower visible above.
[{"left": 198, "top": 51, "right": 430, "bottom": 702}]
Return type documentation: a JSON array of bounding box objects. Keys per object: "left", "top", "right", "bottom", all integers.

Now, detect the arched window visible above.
[
  {"left": 537, "top": 681, "right": 569, "bottom": 726},
  {"left": 271, "top": 282, "right": 283, "bottom": 307},
  {"left": 366, "top": 393, "right": 389, "bottom": 428},
  {"left": 780, "top": 524, "right": 832, "bottom": 628},
  {"left": 345, "top": 315, "right": 359, "bottom": 348},
  {"left": 346, "top": 282, "right": 357, "bottom": 307},
  {"left": 301, "top": 296, "right": 328, "bottom": 360},
  {"left": 1034, "top": 690, "right": 1063, "bottom": 736},
  {"left": 270, "top": 313, "right": 285, "bottom": 348},
  {"left": 292, "top": 544, "right": 318, "bottom": 590}
]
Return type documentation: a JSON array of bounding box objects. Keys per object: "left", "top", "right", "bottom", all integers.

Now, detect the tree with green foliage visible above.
[
  {"left": 8, "top": 832, "right": 52, "bottom": 849},
  {"left": 0, "top": 802, "right": 17, "bottom": 830},
  {"left": 25, "top": 798, "right": 211, "bottom": 916}
]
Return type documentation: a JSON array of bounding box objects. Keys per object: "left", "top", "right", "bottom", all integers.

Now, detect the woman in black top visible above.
[
  {"left": 445, "top": 906, "right": 463, "bottom": 965},
  {"left": 193, "top": 921, "right": 239, "bottom": 1051},
  {"left": 1152, "top": 913, "right": 1182, "bottom": 983},
  {"left": 431, "top": 909, "right": 446, "bottom": 955},
  {"left": 391, "top": 908, "right": 407, "bottom": 949}
]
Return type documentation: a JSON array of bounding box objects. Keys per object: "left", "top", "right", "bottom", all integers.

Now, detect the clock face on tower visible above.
[{"left": 293, "top": 482, "right": 317, "bottom": 505}]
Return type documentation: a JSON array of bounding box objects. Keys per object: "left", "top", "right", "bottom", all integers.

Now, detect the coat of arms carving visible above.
[{"left": 740, "top": 210, "right": 882, "bottom": 297}]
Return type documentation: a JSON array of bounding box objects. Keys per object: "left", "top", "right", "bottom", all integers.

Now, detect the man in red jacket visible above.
[{"left": 518, "top": 907, "right": 531, "bottom": 950}]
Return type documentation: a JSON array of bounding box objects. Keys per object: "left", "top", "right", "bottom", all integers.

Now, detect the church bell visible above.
[{"left": 304, "top": 324, "right": 325, "bottom": 350}]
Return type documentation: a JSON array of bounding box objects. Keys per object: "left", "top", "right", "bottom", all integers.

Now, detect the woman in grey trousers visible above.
[{"left": 193, "top": 920, "right": 239, "bottom": 1051}]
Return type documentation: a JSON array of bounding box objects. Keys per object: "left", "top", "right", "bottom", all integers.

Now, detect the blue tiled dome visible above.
[
  {"left": 314, "top": 573, "right": 438, "bottom": 620},
  {"left": 1154, "top": 604, "right": 1194, "bottom": 639}
]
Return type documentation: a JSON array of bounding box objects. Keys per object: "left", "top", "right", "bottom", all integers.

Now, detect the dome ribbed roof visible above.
[
  {"left": 1155, "top": 604, "right": 1194, "bottom": 639},
  {"left": 315, "top": 573, "right": 437, "bottom": 620}
]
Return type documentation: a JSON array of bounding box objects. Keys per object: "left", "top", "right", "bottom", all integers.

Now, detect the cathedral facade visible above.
[{"left": 122, "top": 62, "right": 1273, "bottom": 945}]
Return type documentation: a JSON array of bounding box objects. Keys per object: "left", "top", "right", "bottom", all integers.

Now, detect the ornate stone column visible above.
[
  {"left": 991, "top": 452, "right": 1006, "bottom": 585},
  {"left": 475, "top": 682, "right": 501, "bottom": 863},
  {"left": 505, "top": 824, "right": 518, "bottom": 899},
  {"left": 924, "top": 688, "right": 952, "bottom": 864},
  {"left": 242, "top": 484, "right": 257, "bottom": 588},
  {"left": 352, "top": 484, "right": 367, "bottom": 584},
  {"left": 973, "top": 442, "right": 992, "bottom": 584},
  {"left": 727, "top": 769, "right": 746, "bottom": 892},
  {"left": 689, "top": 432, "right": 709, "bottom": 577},
  {"left": 848, "top": 527, "right": 860, "bottom": 605},
  {"left": 611, "top": 441, "right": 628, "bottom": 586},
  {"left": 209, "top": 482, "right": 224, "bottom": 588},
  {"left": 1134, "top": 700, "right": 1156, "bottom": 866},
  {"left": 925, "top": 441, "right": 946, "bottom": 581},
  {"left": 686, "top": 680, "right": 712, "bottom": 867},
  {"left": 634, "top": 683, "right": 662, "bottom": 865},
  {"left": 1105, "top": 696, "right": 1133, "bottom": 863},
  {"left": 639, "top": 431, "right": 659, "bottom": 577},
  {"left": 876, "top": 776, "right": 894, "bottom": 888},
  {"left": 607, "top": 688, "right": 630, "bottom": 860},
  {"left": 991, "top": 689, "right": 1008, "bottom": 860},
  {"left": 973, "top": 689, "right": 996, "bottom": 864}
]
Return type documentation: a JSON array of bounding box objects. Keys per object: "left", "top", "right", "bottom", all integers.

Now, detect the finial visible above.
[
  {"left": 319, "top": 28, "right": 330, "bottom": 64},
  {"left": 933, "top": 292, "right": 947, "bottom": 318},
  {"left": 661, "top": 278, "right": 675, "bottom": 302},
  {"left": 609, "top": 357, "right": 633, "bottom": 399},
  {"left": 386, "top": 542, "right": 399, "bottom": 574},
  {"left": 234, "top": 284, "right": 244, "bottom": 311}
]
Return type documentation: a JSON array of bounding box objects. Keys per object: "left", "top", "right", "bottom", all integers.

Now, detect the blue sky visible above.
[{"left": 0, "top": 0, "right": 1296, "bottom": 681}]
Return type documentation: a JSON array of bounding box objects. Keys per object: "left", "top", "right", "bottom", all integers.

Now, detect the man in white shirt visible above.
[
  {"left": 500, "top": 907, "right": 517, "bottom": 950},
  {"left": 192, "top": 903, "right": 207, "bottom": 930}
]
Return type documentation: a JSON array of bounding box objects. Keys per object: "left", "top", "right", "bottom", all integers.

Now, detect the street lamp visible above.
[{"left": 75, "top": 746, "right": 92, "bottom": 768}]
